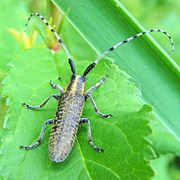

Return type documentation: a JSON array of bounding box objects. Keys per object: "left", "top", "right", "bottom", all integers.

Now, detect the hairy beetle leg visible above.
[
  {"left": 86, "top": 94, "right": 112, "bottom": 118},
  {"left": 50, "top": 80, "right": 64, "bottom": 93},
  {"left": 85, "top": 76, "right": 107, "bottom": 95},
  {"left": 22, "top": 94, "right": 60, "bottom": 110},
  {"left": 20, "top": 119, "right": 55, "bottom": 150},
  {"left": 80, "top": 118, "right": 104, "bottom": 152}
]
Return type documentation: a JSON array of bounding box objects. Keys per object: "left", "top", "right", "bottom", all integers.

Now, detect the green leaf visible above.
[
  {"left": 51, "top": 0, "right": 180, "bottom": 152},
  {"left": 0, "top": 48, "right": 153, "bottom": 179}
]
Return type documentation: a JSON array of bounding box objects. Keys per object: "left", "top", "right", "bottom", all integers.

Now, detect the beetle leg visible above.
[
  {"left": 80, "top": 118, "right": 104, "bottom": 152},
  {"left": 50, "top": 80, "right": 65, "bottom": 93},
  {"left": 20, "top": 119, "right": 55, "bottom": 150},
  {"left": 85, "top": 76, "right": 107, "bottom": 95},
  {"left": 22, "top": 94, "right": 60, "bottom": 110},
  {"left": 85, "top": 94, "right": 112, "bottom": 118}
]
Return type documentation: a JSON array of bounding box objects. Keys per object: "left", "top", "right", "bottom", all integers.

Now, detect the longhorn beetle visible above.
[{"left": 20, "top": 12, "right": 174, "bottom": 163}]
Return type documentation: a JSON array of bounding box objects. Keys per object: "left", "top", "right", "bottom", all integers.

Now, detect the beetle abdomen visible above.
[
  {"left": 48, "top": 93, "right": 85, "bottom": 162},
  {"left": 48, "top": 120, "right": 79, "bottom": 162}
]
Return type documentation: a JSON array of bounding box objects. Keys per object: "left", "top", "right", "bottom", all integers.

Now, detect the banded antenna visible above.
[
  {"left": 83, "top": 29, "right": 174, "bottom": 76},
  {"left": 25, "top": 12, "right": 76, "bottom": 76}
]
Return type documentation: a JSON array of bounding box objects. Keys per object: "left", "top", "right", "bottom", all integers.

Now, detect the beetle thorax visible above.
[{"left": 66, "top": 75, "right": 86, "bottom": 95}]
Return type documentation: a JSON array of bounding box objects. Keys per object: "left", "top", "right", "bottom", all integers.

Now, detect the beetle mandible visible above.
[{"left": 20, "top": 13, "right": 174, "bottom": 163}]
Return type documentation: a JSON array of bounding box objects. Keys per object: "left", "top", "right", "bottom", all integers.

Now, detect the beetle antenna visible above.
[
  {"left": 25, "top": 12, "right": 76, "bottom": 76},
  {"left": 83, "top": 29, "right": 174, "bottom": 76}
]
